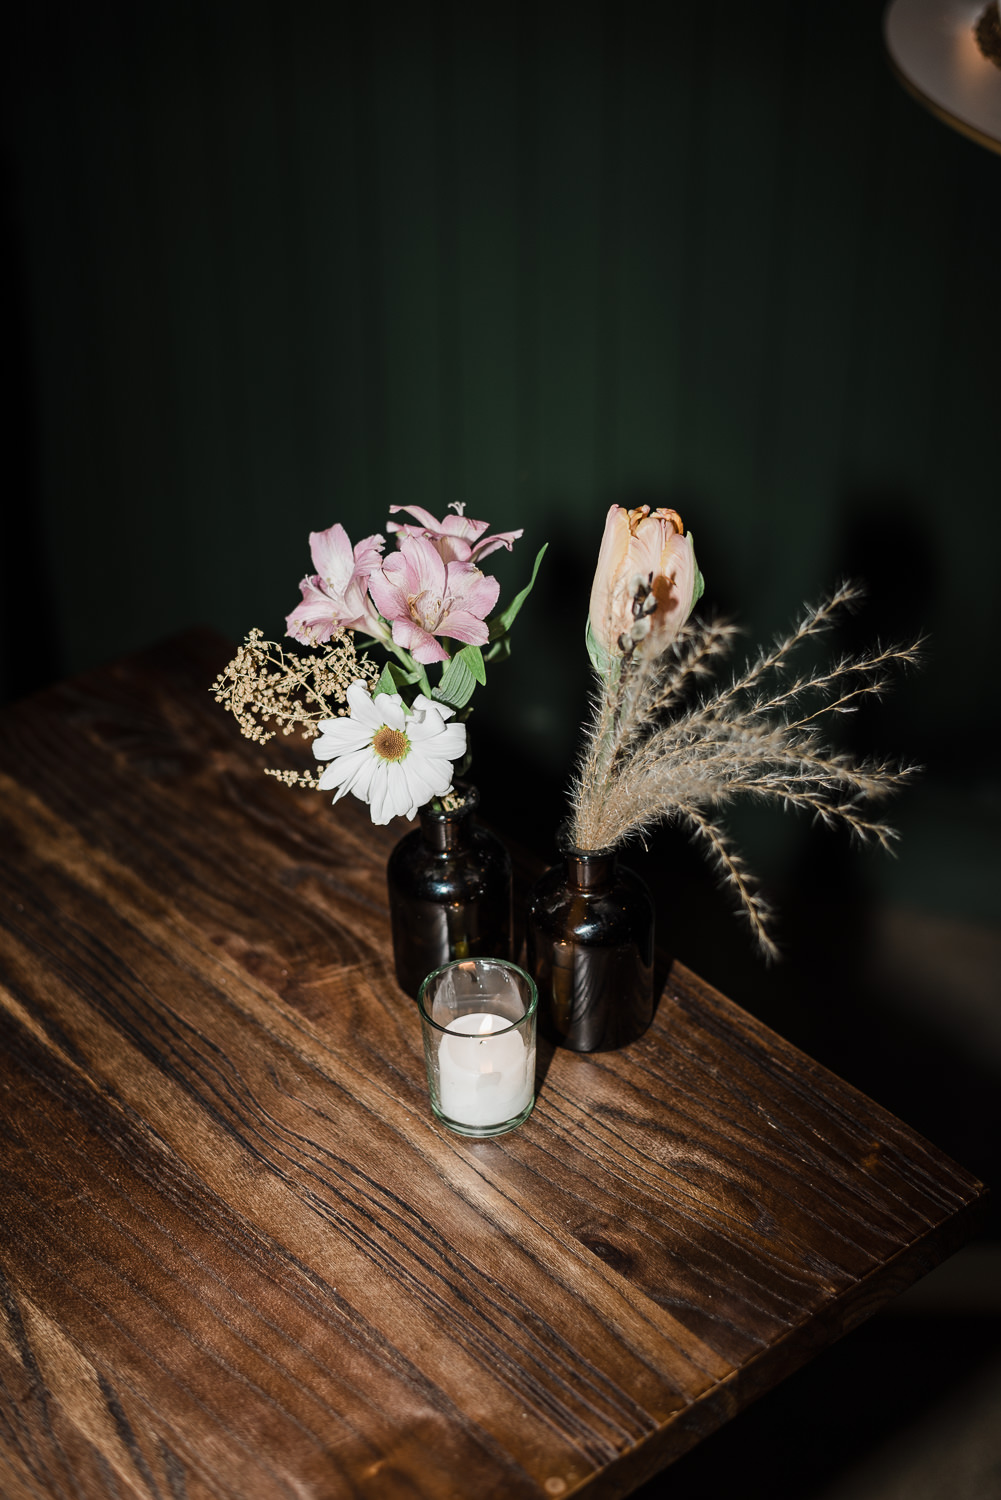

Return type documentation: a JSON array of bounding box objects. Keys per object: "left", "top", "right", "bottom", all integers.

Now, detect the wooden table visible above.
[{"left": 0, "top": 631, "right": 987, "bottom": 1500}]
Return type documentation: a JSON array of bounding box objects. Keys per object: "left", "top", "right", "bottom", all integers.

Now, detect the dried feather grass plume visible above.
[
  {"left": 212, "top": 628, "right": 379, "bottom": 788},
  {"left": 571, "top": 582, "right": 921, "bottom": 959}
]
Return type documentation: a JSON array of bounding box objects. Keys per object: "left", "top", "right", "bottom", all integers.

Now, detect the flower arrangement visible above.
[
  {"left": 213, "top": 505, "right": 545, "bottom": 824},
  {"left": 571, "top": 504, "right": 920, "bottom": 957}
]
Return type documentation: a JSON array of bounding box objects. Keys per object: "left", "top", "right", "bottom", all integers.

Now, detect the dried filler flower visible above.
[{"left": 212, "top": 627, "right": 380, "bottom": 785}]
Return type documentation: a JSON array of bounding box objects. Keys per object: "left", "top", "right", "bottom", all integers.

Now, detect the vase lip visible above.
[
  {"left": 556, "top": 820, "right": 617, "bottom": 861},
  {"left": 418, "top": 781, "right": 478, "bottom": 822}
]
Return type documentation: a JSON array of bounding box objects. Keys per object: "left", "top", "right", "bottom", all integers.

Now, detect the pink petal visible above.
[
  {"left": 438, "top": 514, "right": 489, "bottom": 541},
  {"left": 286, "top": 577, "right": 339, "bottom": 644},
  {"left": 351, "top": 532, "right": 386, "bottom": 576},
  {"left": 367, "top": 568, "right": 411, "bottom": 625},
  {"left": 309, "top": 524, "right": 356, "bottom": 590},
  {"left": 394, "top": 534, "right": 448, "bottom": 600},
  {"left": 387, "top": 504, "right": 442, "bottom": 533},
  {"left": 391, "top": 618, "right": 450, "bottom": 663},
  {"left": 426, "top": 536, "right": 475, "bottom": 565},
  {"left": 445, "top": 562, "right": 500, "bottom": 620},
  {"left": 469, "top": 528, "right": 523, "bottom": 562},
  {"left": 435, "top": 610, "right": 490, "bottom": 647}
]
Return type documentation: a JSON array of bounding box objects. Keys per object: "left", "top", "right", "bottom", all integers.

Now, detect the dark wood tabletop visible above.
[{"left": 0, "top": 630, "right": 987, "bottom": 1500}]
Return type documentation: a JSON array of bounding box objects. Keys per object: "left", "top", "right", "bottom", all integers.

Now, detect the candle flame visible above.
[{"left": 477, "top": 1015, "right": 493, "bottom": 1035}]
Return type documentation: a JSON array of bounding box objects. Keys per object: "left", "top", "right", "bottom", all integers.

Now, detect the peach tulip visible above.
[{"left": 588, "top": 505, "right": 702, "bottom": 668}]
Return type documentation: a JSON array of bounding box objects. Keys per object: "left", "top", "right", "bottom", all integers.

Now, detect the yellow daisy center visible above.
[{"left": 372, "top": 725, "right": 409, "bottom": 762}]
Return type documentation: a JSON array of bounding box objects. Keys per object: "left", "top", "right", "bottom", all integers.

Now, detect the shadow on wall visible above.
[{"left": 1, "top": 152, "right": 59, "bottom": 702}]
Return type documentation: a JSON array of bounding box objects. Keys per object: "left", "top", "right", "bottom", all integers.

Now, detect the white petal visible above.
[
  {"left": 313, "top": 722, "right": 373, "bottom": 759},
  {"left": 385, "top": 762, "right": 415, "bottom": 821},
  {"left": 367, "top": 762, "right": 395, "bottom": 824},
  {"left": 410, "top": 702, "right": 447, "bottom": 736},
  {"left": 317, "top": 745, "right": 372, "bottom": 791},
  {"left": 372, "top": 692, "right": 405, "bottom": 730},
  {"left": 411, "top": 692, "right": 455, "bottom": 721},
  {"left": 409, "top": 722, "right": 466, "bottom": 760},
  {"left": 342, "top": 754, "right": 376, "bottom": 805},
  {"left": 407, "top": 714, "right": 444, "bottom": 744},
  {"left": 400, "top": 758, "right": 439, "bottom": 809},
  {"left": 416, "top": 755, "right": 459, "bottom": 791},
  {"left": 345, "top": 680, "right": 384, "bottom": 728}
]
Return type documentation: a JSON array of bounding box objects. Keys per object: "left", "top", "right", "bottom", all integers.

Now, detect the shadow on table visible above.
[{"left": 633, "top": 1310, "right": 1001, "bottom": 1500}]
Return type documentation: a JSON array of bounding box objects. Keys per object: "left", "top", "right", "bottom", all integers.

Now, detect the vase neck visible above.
[
  {"left": 419, "top": 786, "right": 477, "bottom": 853},
  {"left": 563, "top": 847, "right": 617, "bottom": 893}
]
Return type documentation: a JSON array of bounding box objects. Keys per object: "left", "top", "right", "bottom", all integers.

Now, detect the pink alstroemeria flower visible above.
[
  {"left": 286, "top": 524, "right": 387, "bottom": 644},
  {"left": 367, "top": 534, "right": 500, "bottom": 664},
  {"left": 386, "top": 503, "right": 522, "bottom": 565}
]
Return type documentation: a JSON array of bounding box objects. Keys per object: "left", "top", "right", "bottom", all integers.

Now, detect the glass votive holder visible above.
[{"left": 417, "top": 958, "right": 538, "bottom": 1138}]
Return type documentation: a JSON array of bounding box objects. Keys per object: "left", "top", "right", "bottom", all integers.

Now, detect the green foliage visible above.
[
  {"left": 489, "top": 544, "right": 548, "bottom": 640},
  {"left": 585, "top": 617, "right": 612, "bottom": 678},
  {"left": 432, "top": 644, "right": 484, "bottom": 710},
  {"left": 688, "top": 532, "right": 705, "bottom": 608},
  {"left": 374, "top": 659, "right": 425, "bottom": 698}
]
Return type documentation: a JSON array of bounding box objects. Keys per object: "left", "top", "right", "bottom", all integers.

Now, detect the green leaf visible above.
[
  {"left": 585, "top": 616, "right": 612, "bottom": 677},
  {"left": 488, "top": 542, "right": 548, "bottom": 640},
  {"left": 459, "top": 642, "right": 486, "bottom": 685},
  {"left": 688, "top": 531, "right": 705, "bottom": 608},
  {"left": 432, "top": 646, "right": 480, "bottom": 710},
  {"left": 483, "top": 634, "right": 511, "bottom": 665},
  {"left": 374, "top": 660, "right": 422, "bottom": 698}
]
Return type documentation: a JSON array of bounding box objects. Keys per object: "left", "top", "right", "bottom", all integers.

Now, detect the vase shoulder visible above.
[
  {"left": 530, "top": 859, "right": 652, "bottom": 945},
  {"left": 387, "top": 824, "right": 510, "bottom": 903},
  {"left": 386, "top": 795, "right": 513, "bottom": 998}
]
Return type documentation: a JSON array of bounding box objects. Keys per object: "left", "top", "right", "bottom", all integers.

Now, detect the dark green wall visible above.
[{"left": 4, "top": 0, "right": 1000, "bottom": 924}]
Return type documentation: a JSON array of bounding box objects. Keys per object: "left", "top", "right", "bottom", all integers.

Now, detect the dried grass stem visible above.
[{"left": 571, "top": 583, "right": 920, "bottom": 956}]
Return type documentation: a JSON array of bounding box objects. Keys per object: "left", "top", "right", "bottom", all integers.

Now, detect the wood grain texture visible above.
[{"left": 0, "top": 630, "right": 987, "bottom": 1500}]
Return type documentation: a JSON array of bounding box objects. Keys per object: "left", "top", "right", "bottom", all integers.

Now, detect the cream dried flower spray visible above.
[{"left": 571, "top": 506, "right": 920, "bottom": 958}]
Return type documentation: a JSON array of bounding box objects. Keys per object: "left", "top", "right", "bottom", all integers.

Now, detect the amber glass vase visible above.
[
  {"left": 387, "top": 787, "right": 513, "bottom": 998},
  {"left": 526, "top": 841, "right": 654, "bottom": 1052}
]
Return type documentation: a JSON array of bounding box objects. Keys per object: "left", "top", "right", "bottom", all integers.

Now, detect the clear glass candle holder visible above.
[{"left": 417, "top": 958, "right": 538, "bottom": 1138}]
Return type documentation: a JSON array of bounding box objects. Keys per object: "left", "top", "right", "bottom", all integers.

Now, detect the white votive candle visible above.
[{"left": 437, "top": 1012, "right": 534, "bottom": 1129}]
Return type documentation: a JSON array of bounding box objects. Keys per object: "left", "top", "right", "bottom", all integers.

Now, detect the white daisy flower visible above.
[{"left": 312, "top": 680, "right": 467, "bottom": 825}]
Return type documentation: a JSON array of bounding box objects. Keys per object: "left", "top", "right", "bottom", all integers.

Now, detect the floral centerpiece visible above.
[
  {"left": 527, "top": 503, "right": 920, "bottom": 1052},
  {"left": 214, "top": 502, "right": 544, "bottom": 997},
  {"left": 214, "top": 504, "right": 545, "bottom": 824}
]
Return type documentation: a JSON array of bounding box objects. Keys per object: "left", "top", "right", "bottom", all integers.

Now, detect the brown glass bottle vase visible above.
[
  {"left": 526, "top": 842, "right": 654, "bottom": 1052},
  {"left": 387, "top": 787, "right": 513, "bottom": 999}
]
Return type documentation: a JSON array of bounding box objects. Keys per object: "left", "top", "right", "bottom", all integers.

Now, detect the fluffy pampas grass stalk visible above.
[{"left": 571, "top": 582, "right": 921, "bottom": 959}]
